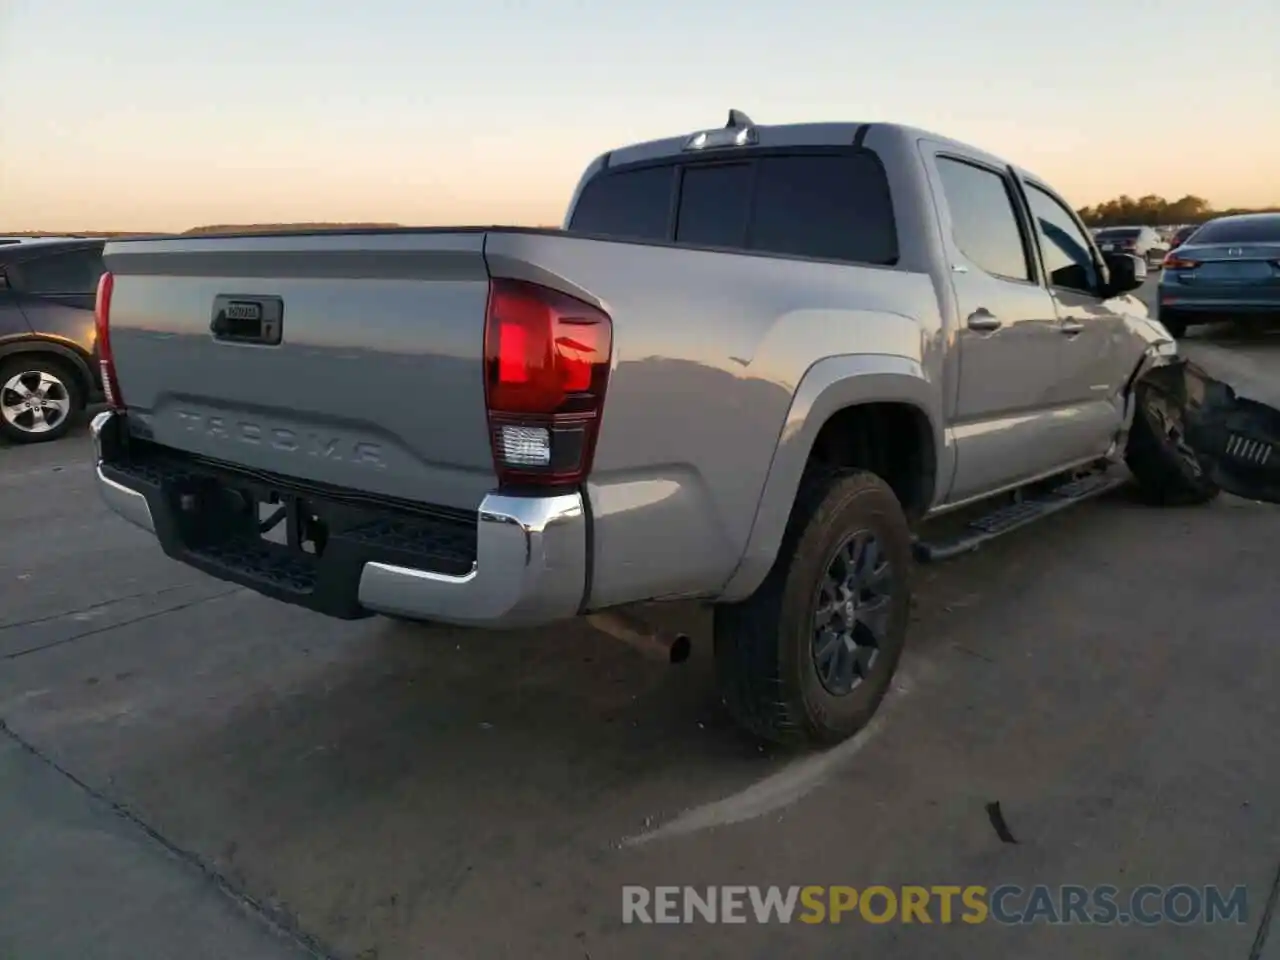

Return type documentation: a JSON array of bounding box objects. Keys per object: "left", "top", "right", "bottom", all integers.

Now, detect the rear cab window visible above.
[
  {"left": 567, "top": 166, "right": 674, "bottom": 242},
  {"left": 568, "top": 149, "right": 899, "bottom": 267},
  {"left": 676, "top": 163, "right": 752, "bottom": 247}
]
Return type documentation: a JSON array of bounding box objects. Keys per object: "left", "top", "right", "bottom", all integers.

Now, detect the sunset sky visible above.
[{"left": 2, "top": 0, "right": 1276, "bottom": 232}]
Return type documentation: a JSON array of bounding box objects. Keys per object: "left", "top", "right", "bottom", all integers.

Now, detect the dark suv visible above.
[{"left": 0, "top": 239, "right": 106, "bottom": 443}]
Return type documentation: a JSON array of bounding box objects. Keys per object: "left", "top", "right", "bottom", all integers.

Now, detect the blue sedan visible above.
[{"left": 1157, "top": 213, "right": 1280, "bottom": 338}]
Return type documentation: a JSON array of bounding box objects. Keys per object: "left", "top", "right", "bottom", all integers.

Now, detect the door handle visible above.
[
  {"left": 966, "top": 309, "right": 1002, "bottom": 332},
  {"left": 1060, "top": 318, "right": 1084, "bottom": 335}
]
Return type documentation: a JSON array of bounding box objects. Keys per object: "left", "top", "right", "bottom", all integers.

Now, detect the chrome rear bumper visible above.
[{"left": 91, "top": 411, "right": 587, "bottom": 628}]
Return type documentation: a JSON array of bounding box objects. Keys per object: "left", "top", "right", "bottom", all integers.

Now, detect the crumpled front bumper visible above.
[{"left": 1150, "top": 360, "right": 1280, "bottom": 503}]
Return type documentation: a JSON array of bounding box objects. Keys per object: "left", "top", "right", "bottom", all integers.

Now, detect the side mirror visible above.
[{"left": 1102, "top": 252, "right": 1146, "bottom": 296}]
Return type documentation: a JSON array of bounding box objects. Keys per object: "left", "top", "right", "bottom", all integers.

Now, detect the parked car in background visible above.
[
  {"left": 0, "top": 238, "right": 106, "bottom": 442},
  {"left": 1168, "top": 224, "right": 1200, "bottom": 250},
  {"left": 1158, "top": 213, "right": 1280, "bottom": 338},
  {"left": 1093, "top": 226, "right": 1169, "bottom": 270},
  {"left": 0, "top": 235, "right": 87, "bottom": 245}
]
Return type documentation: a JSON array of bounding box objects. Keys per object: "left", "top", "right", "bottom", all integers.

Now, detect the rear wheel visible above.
[
  {"left": 713, "top": 469, "right": 912, "bottom": 746},
  {"left": 1125, "top": 377, "right": 1219, "bottom": 506},
  {"left": 0, "top": 356, "right": 82, "bottom": 444}
]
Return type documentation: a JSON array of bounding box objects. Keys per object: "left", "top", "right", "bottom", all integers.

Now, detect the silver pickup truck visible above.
[{"left": 90, "top": 112, "right": 1217, "bottom": 746}]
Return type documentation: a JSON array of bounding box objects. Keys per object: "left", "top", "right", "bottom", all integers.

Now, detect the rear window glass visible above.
[
  {"left": 569, "top": 151, "right": 898, "bottom": 266},
  {"left": 675, "top": 163, "right": 753, "bottom": 248},
  {"left": 1189, "top": 217, "right": 1280, "bottom": 244},
  {"left": 749, "top": 154, "right": 898, "bottom": 264},
  {"left": 1095, "top": 228, "right": 1141, "bottom": 239},
  {"left": 568, "top": 165, "right": 673, "bottom": 242}
]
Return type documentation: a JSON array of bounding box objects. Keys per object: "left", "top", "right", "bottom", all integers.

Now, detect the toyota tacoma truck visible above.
[{"left": 90, "top": 111, "right": 1217, "bottom": 746}]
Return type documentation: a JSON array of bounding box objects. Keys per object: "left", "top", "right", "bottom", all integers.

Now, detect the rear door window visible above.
[
  {"left": 934, "top": 157, "right": 1031, "bottom": 281},
  {"left": 567, "top": 165, "right": 674, "bottom": 242}
]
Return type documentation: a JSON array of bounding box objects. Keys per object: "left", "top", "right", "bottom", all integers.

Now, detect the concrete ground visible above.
[{"left": 2, "top": 282, "right": 1279, "bottom": 959}]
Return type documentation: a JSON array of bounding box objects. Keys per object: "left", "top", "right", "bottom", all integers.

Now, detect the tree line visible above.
[{"left": 1077, "top": 195, "right": 1279, "bottom": 228}]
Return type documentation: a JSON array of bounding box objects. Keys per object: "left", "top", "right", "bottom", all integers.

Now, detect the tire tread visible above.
[{"left": 714, "top": 467, "right": 910, "bottom": 745}]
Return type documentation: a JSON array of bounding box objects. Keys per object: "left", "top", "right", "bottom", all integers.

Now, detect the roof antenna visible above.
[{"left": 726, "top": 109, "right": 754, "bottom": 129}]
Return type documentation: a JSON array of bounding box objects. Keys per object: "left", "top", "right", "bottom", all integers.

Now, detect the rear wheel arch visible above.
[
  {"left": 806, "top": 401, "right": 937, "bottom": 523},
  {"left": 719, "top": 357, "right": 942, "bottom": 602}
]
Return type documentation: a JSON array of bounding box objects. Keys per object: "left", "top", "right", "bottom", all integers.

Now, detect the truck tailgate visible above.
[{"left": 104, "top": 231, "right": 497, "bottom": 511}]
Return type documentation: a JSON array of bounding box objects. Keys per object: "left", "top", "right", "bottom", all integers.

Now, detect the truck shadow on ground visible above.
[{"left": 79, "top": 494, "right": 1128, "bottom": 904}]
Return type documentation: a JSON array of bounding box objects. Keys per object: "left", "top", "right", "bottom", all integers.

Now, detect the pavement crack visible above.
[
  {"left": 1247, "top": 855, "right": 1280, "bottom": 960},
  {"left": 0, "top": 583, "right": 204, "bottom": 632},
  {"left": 951, "top": 642, "right": 996, "bottom": 664},
  {"left": 2, "top": 588, "right": 242, "bottom": 661},
  {"left": 0, "top": 717, "right": 339, "bottom": 960}
]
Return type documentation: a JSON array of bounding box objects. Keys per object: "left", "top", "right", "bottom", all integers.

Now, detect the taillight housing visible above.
[
  {"left": 483, "top": 278, "right": 612, "bottom": 488},
  {"left": 1163, "top": 253, "right": 1200, "bottom": 271},
  {"left": 94, "top": 271, "right": 125, "bottom": 409}
]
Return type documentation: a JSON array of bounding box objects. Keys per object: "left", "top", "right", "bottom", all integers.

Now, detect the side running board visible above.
[{"left": 913, "top": 471, "right": 1127, "bottom": 563}]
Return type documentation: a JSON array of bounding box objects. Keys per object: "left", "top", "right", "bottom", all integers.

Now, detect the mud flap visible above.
[{"left": 1163, "top": 360, "right": 1280, "bottom": 503}]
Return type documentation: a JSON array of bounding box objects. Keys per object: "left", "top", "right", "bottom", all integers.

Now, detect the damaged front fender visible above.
[{"left": 1141, "top": 358, "right": 1280, "bottom": 504}]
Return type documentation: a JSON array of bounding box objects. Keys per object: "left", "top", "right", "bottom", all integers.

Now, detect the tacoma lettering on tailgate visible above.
[{"left": 174, "top": 410, "right": 386, "bottom": 468}]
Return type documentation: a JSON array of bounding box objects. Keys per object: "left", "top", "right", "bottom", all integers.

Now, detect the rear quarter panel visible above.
[{"left": 486, "top": 230, "right": 945, "bottom": 608}]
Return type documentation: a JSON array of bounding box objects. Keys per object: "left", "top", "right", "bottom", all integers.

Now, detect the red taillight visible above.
[
  {"left": 94, "top": 271, "right": 124, "bottom": 409},
  {"left": 1163, "top": 253, "right": 1200, "bottom": 271},
  {"left": 483, "top": 278, "right": 612, "bottom": 487}
]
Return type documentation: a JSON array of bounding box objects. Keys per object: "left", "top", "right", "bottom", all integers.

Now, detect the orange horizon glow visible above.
[{"left": 3, "top": 0, "right": 1277, "bottom": 234}]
